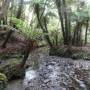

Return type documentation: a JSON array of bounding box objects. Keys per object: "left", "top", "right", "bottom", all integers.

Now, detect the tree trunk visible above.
[
  {"left": 16, "top": 0, "right": 24, "bottom": 19},
  {"left": 55, "top": 0, "right": 71, "bottom": 45},
  {"left": 55, "top": 0, "right": 66, "bottom": 44},
  {"left": 20, "top": 47, "right": 30, "bottom": 68},
  {"left": 72, "top": 21, "right": 83, "bottom": 46},
  {"left": 2, "top": 30, "right": 13, "bottom": 48},
  {"left": 43, "top": 17, "right": 53, "bottom": 47},
  {"left": 1, "top": 0, "right": 11, "bottom": 24},
  {"left": 85, "top": 20, "right": 89, "bottom": 45},
  {"left": 55, "top": 33, "right": 58, "bottom": 46},
  {"left": 21, "top": 40, "right": 35, "bottom": 68},
  {"left": 35, "top": 3, "right": 53, "bottom": 48},
  {"left": 63, "top": 0, "right": 69, "bottom": 45}
]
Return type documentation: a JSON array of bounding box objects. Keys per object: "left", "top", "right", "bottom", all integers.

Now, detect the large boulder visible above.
[
  {"left": 49, "top": 47, "right": 71, "bottom": 57},
  {"left": 0, "top": 73, "right": 7, "bottom": 90},
  {"left": 0, "top": 58, "right": 25, "bottom": 80}
]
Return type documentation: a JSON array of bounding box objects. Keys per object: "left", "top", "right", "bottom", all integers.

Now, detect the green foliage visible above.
[
  {"left": 71, "top": 4, "right": 90, "bottom": 22},
  {"left": 0, "top": 58, "right": 23, "bottom": 79},
  {"left": 10, "top": 17, "right": 43, "bottom": 41},
  {"left": 9, "top": 0, "right": 90, "bottom": 45},
  {"left": 0, "top": 73, "right": 7, "bottom": 81},
  {"left": 0, "top": 73, "right": 7, "bottom": 90}
]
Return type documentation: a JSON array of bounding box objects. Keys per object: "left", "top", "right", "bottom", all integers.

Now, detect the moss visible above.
[
  {"left": 0, "top": 58, "right": 25, "bottom": 80},
  {"left": 49, "top": 47, "right": 71, "bottom": 57},
  {"left": 49, "top": 47, "right": 65, "bottom": 57},
  {"left": 0, "top": 73, "right": 7, "bottom": 90},
  {"left": 71, "top": 52, "right": 90, "bottom": 60},
  {"left": 71, "top": 52, "right": 84, "bottom": 59},
  {"left": 0, "top": 53, "right": 23, "bottom": 60},
  {"left": 49, "top": 47, "right": 90, "bottom": 60}
]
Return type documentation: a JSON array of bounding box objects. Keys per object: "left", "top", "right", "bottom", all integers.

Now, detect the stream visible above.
[{"left": 7, "top": 48, "right": 90, "bottom": 90}]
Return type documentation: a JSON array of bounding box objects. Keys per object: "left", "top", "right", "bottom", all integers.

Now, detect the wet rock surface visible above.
[{"left": 7, "top": 53, "right": 90, "bottom": 90}]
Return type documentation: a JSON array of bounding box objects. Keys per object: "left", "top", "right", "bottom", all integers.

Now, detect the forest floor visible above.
[
  {"left": 0, "top": 28, "right": 90, "bottom": 90},
  {"left": 7, "top": 48, "right": 90, "bottom": 90}
]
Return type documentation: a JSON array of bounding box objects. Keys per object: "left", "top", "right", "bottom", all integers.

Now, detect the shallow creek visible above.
[{"left": 7, "top": 49, "right": 90, "bottom": 90}]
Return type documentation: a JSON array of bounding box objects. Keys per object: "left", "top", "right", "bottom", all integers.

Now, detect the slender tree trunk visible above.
[
  {"left": 85, "top": 20, "right": 89, "bottom": 45},
  {"left": 21, "top": 40, "right": 35, "bottom": 68},
  {"left": 55, "top": 33, "right": 58, "bottom": 46},
  {"left": 72, "top": 22, "right": 78, "bottom": 45},
  {"left": 16, "top": 0, "right": 23, "bottom": 19},
  {"left": 72, "top": 21, "right": 83, "bottom": 46},
  {"left": 55, "top": 0, "right": 66, "bottom": 44},
  {"left": 20, "top": 47, "right": 30, "bottom": 68},
  {"left": 35, "top": 3, "right": 53, "bottom": 48},
  {"left": 68, "top": 14, "right": 71, "bottom": 44},
  {"left": 43, "top": 17, "right": 53, "bottom": 47},
  {"left": 2, "top": 30, "right": 13, "bottom": 48},
  {"left": 1, "top": 24, "right": 16, "bottom": 48},
  {"left": 63, "top": 0, "right": 69, "bottom": 45},
  {"left": 1, "top": 0, "right": 11, "bottom": 24},
  {"left": 55, "top": 0, "right": 71, "bottom": 45},
  {"left": 77, "top": 22, "right": 82, "bottom": 46}
]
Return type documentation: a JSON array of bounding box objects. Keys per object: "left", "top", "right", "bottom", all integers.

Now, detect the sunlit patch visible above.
[
  {"left": 23, "top": 69, "right": 37, "bottom": 86},
  {"left": 50, "top": 71, "right": 58, "bottom": 79},
  {"left": 49, "top": 65, "right": 59, "bottom": 80},
  {"left": 80, "top": 0, "right": 90, "bottom": 5}
]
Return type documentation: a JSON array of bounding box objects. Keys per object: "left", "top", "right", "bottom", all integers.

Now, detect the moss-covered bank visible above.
[
  {"left": 0, "top": 73, "right": 7, "bottom": 90},
  {"left": 0, "top": 58, "right": 25, "bottom": 80},
  {"left": 49, "top": 46, "right": 90, "bottom": 60}
]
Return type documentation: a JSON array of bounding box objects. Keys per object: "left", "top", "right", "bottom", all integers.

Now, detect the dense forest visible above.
[{"left": 0, "top": 0, "right": 90, "bottom": 90}]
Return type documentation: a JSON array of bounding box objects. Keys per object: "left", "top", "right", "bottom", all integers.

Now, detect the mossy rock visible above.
[
  {"left": 71, "top": 52, "right": 90, "bottom": 60},
  {"left": 49, "top": 47, "right": 90, "bottom": 60},
  {"left": 0, "top": 73, "right": 7, "bottom": 90},
  {"left": 0, "top": 58, "right": 25, "bottom": 80},
  {"left": 49, "top": 47, "right": 66, "bottom": 57},
  {"left": 0, "top": 53, "right": 23, "bottom": 60},
  {"left": 71, "top": 52, "right": 84, "bottom": 59}
]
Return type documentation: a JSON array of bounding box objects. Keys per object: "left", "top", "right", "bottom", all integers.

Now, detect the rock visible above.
[
  {"left": 44, "top": 79, "right": 50, "bottom": 84},
  {"left": 49, "top": 47, "right": 65, "bottom": 57},
  {"left": 50, "top": 47, "right": 90, "bottom": 60},
  {"left": 69, "top": 86, "right": 76, "bottom": 90},
  {"left": 0, "top": 73, "right": 7, "bottom": 90},
  {"left": 84, "top": 71, "right": 90, "bottom": 90},
  {"left": 0, "top": 58, "right": 25, "bottom": 80},
  {"left": 25, "top": 87, "right": 30, "bottom": 90}
]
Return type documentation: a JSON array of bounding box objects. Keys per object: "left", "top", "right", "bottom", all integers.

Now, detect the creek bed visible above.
[{"left": 7, "top": 49, "right": 90, "bottom": 90}]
